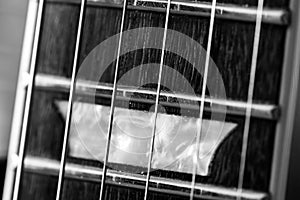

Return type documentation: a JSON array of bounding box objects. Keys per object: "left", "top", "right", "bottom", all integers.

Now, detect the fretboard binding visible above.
[
  {"left": 34, "top": 73, "right": 280, "bottom": 120},
  {"left": 47, "top": 0, "right": 290, "bottom": 25},
  {"left": 23, "top": 156, "right": 269, "bottom": 200}
]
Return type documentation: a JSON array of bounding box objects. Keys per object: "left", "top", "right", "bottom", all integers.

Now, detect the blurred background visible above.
[{"left": 0, "top": 0, "right": 299, "bottom": 199}]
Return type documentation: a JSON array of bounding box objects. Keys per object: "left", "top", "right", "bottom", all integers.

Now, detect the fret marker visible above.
[{"left": 56, "top": 101, "right": 237, "bottom": 176}]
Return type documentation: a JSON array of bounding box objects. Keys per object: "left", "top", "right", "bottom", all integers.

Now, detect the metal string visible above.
[
  {"left": 98, "top": 0, "right": 128, "bottom": 199},
  {"left": 12, "top": 0, "right": 45, "bottom": 199},
  {"left": 55, "top": 0, "right": 86, "bottom": 199},
  {"left": 189, "top": 0, "right": 217, "bottom": 199},
  {"left": 237, "top": 0, "right": 264, "bottom": 199},
  {"left": 143, "top": 0, "right": 171, "bottom": 199}
]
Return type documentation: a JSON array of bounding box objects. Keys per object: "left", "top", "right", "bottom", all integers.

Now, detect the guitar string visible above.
[
  {"left": 189, "top": 0, "right": 217, "bottom": 199},
  {"left": 237, "top": 0, "right": 264, "bottom": 199},
  {"left": 98, "top": 0, "right": 128, "bottom": 199},
  {"left": 143, "top": 0, "right": 171, "bottom": 199},
  {"left": 12, "top": 0, "right": 45, "bottom": 200},
  {"left": 55, "top": 0, "right": 86, "bottom": 199}
]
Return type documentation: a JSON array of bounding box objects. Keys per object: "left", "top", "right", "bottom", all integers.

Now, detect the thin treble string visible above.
[
  {"left": 12, "top": 0, "right": 45, "bottom": 200},
  {"left": 55, "top": 0, "right": 86, "bottom": 199},
  {"left": 189, "top": 0, "right": 217, "bottom": 199},
  {"left": 98, "top": 0, "right": 128, "bottom": 199},
  {"left": 237, "top": 0, "right": 264, "bottom": 199},
  {"left": 143, "top": 0, "right": 171, "bottom": 199}
]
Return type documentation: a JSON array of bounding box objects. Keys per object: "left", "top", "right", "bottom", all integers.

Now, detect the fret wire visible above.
[
  {"left": 237, "top": 0, "right": 264, "bottom": 199},
  {"left": 11, "top": 0, "right": 45, "bottom": 199},
  {"left": 55, "top": 0, "right": 86, "bottom": 199},
  {"left": 34, "top": 73, "right": 281, "bottom": 120},
  {"left": 189, "top": 0, "right": 217, "bottom": 199},
  {"left": 47, "top": 0, "right": 290, "bottom": 26},
  {"left": 143, "top": 0, "right": 171, "bottom": 199},
  {"left": 24, "top": 156, "right": 270, "bottom": 200},
  {"left": 98, "top": 0, "right": 128, "bottom": 199},
  {"left": 24, "top": 156, "right": 269, "bottom": 200}
]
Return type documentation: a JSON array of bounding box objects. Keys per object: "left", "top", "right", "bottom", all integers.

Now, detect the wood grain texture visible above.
[
  {"left": 19, "top": 1, "right": 288, "bottom": 199},
  {"left": 36, "top": 3, "right": 286, "bottom": 103},
  {"left": 36, "top": 3, "right": 80, "bottom": 77}
]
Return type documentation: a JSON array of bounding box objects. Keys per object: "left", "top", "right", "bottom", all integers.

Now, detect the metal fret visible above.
[
  {"left": 23, "top": 156, "right": 269, "bottom": 200},
  {"left": 47, "top": 0, "right": 290, "bottom": 25},
  {"left": 35, "top": 73, "right": 280, "bottom": 120},
  {"left": 138, "top": 0, "right": 289, "bottom": 25}
]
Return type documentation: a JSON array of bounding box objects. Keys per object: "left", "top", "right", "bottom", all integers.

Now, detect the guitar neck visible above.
[{"left": 3, "top": 0, "right": 300, "bottom": 200}]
